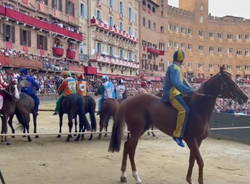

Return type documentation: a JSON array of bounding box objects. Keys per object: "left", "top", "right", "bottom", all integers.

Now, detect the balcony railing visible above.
[
  {"left": 67, "top": 49, "right": 76, "bottom": 59},
  {"left": 90, "top": 18, "right": 138, "bottom": 44},
  {"left": 90, "top": 54, "right": 139, "bottom": 69},
  {"left": 147, "top": 48, "right": 165, "bottom": 55},
  {"left": 52, "top": 47, "right": 64, "bottom": 57}
]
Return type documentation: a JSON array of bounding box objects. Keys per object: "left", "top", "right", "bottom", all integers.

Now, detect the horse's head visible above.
[
  {"left": 204, "top": 66, "right": 248, "bottom": 104},
  {"left": 6, "top": 80, "right": 20, "bottom": 100}
]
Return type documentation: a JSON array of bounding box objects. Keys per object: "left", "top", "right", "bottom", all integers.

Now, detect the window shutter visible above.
[
  {"left": 20, "top": 29, "right": 22, "bottom": 45},
  {"left": 45, "top": 36, "right": 48, "bottom": 50},
  {"left": 12, "top": 25, "right": 15, "bottom": 43},
  {"left": 84, "top": 3, "right": 87, "bottom": 18},
  {"left": 37, "top": 35, "right": 40, "bottom": 49},
  {"left": 28, "top": 31, "right": 31, "bottom": 47}
]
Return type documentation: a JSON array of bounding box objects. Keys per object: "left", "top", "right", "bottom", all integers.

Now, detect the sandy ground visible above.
[{"left": 0, "top": 102, "right": 250, "bottom": 184}]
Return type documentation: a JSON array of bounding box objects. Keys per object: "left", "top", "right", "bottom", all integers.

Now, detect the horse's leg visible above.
[
  {"left": 151, "top": 125, "right": 156, "bottom": 137},
  {"left": 25, "top": 114, "right": 32, "bottom": 142},
  {"left": 57, "top": 113, "right": 63, "bottom": 138},
  {"left": 120, "top": 138, "right": 129, "bottom": 183},
  {"left": 187, "top": 139, "right": 204, "bottom": 184},
  {"left": 186, "top": 151, "right": 195, "bottom": 184},
  {"left": 89, "top": 109, "right": 96, "bottom": 140},
  {"left": 98, "top": 113, "right": 104, "bottom": 139},
  {"left": 128, "top": 136, "right": 142, "bottom": 184},
  {"left": 66, "top": 113, "right": 73, "bottom": 142},
  {"left": 104, "top": 115, "right": 111, "bottom": 138},
  {"left": 8, "top": 114, "right": 15, "bottom": 138},
  {"left": 74, "top": 116, "right": 77, "bottom": 136},
  {"left": 1, "top": 116, "right": 10, "bottom": 145},
  {"left": 33, "top": 113, "right": 39, "bottom": 138}
]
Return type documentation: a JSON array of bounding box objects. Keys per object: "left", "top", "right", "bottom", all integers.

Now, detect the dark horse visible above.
[
  {"left": 58, "top": 94, "right": 90, "bottom": 142},
  {"left": 109, "top": 67, "right": 248, "bottom": 184},
  {"left": 98, "top": 98, "right": 119, "bottom": 139},
  {"left": 0, "top": 83, "right": 18, "bottom": 144},
  {"left": 8, "top": 92, "right": 38, "bottom": 142},
  {"left": 73, "top": 95, "right": 97, "bottom": 141}
]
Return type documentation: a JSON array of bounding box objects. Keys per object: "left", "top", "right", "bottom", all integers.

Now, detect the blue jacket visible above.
[
  {"left": 162, "top": 63, "right": 194, "bottom": 103},
  {"left": 19, "top": 75, "right": 40, "bottom": 95}
]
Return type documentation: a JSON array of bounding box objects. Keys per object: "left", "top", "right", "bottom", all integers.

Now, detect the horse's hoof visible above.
[
  {"left": 120, "top": 176, "right": 127, "bottom": 183},
  {"left": 98, "top": 134, "right": 102, "bottom": 140},
  {"left": 11, "top": 136, "right": 15, "bottom": 138},
  {"left": 23, "top": 135, "right": 26, "bottom": 137},
  {"left": 57, "top": 135, "right": 61, "bottom": 138},
  {"left": 104, "top": 134, "right": 108, "bottom": 138},
  {"left": 35, "top": 135, "right": 39, "bottom": 138},
  {"left": 28, "top": 139, "right": 32, "bottom": 142},
  {"left": 74, "top": 134, "right": 77, "bottom": 136},
  {"left": 6, "top": 142, "right": 11, "bottom": 146},
  {"left": 147, "top": 132, "right": 150, "bottom": 136},
  {"left": 152, "top": 134, "right": 156, "bottom": 137},
  {"left": 88, "top": 135, "right": 93, "bottom": 141}
]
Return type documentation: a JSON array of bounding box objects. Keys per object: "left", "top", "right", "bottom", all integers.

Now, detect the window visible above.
[
  {"left": 37, "top": 34, "right": 47, "bottom": 50},
  {"left": 120, "top": 49, "right": 124, "bottom": 59},
  {"left": 128, "top": 51, "right": 132, "bottom": 61},
  {"left": 168, "top": 41, "right": 173, "bottom": 48},
  {"left": 119, "top": 22, "right": 123, "bottom": 31},
  {"left": 218, "top": 47, "right": 222, "bottom": 53},
  {"left": 3, "top": 24, "right": 15, "bottom": 43},
  {"left": 245, "top": 34, "right": 249, "bottom": 40},
  {"left": 80, "top": 3, "right": 87, "bottom": 18},
  {"left": 181, "top": 43, "right": 186, "bottom": 49},
  {"left": 128, "top": 27, "right": 132, "bottom": 35},
  {"left": 187, "top": 28, "right": 192, "bottom": 35},
  {"left": 109, "top": 16, "right": 113, "bottom": 27},
  {"left": 119, "top": 1, "right": 123, "bottom": 15},
  {"left": 109, "top": 46, "right": 113, "bottom": 56},
  {"left": 96, "top": 42, "right": 101, "bottom": 54},
  {"left": 198, "top": 45, "right": 204, "bottom": 51},
  {"left": 66, "top": 0, "right": 74, "bottom": 16},
  {"left": 181, "top": 27, "right": 186, "bottom": 34},
  {"left": 187, "top": 44, "right": 192, "bottom": 51},
  {"left": 153, "top": 22, "right": 156, "bottom": 30},
  {"left": 236, "top": 49, "right": 242, "bottom": 56},
  {"left": 52, "top": 0, "right": 62, "bottom": 11},
  {"left": 96, "top": 10, "right": 101, "bottom": 20},
  {"left": 227, "top": 33, "right": 233, "bottom": 39},
  {"left": 109, "top": 0, "right": 114, "bottom": 8},
  {"left": 209, "top": 47, "right": 214, "bottom": 52},
  {"left": 200, "top": 16, "right": 204, "bottom": 23},
  {"left": 20, "top": 29, "right": 31, "bottom": 47},
  {"left": 218, "top": 33, "right": 223, "bottom": 39},
  {"left": 160, "top": 26, "right": 164, "bottom": 33},
  {"left": 209, "top": 32, "right": 213, "bottom": 38},
  {"left": 148, "top": 20, "right": 151, "bottom": 29},
  {"left": 245, "top": 50, "right": 250, "bottom": 56},
  {"left": 237, "top": 34, "right": 243, "bottom": 40},
  {"left": 152, "top": 7, "right": 156, "bottom": 13},
  {"left": 227, "top": 48, "right": 233, "bottom": 54},
  {"left": 142, "top": 17, "right": 146, "bottom": 27},
  {"left": 198, "top": 30, "right": 203, "bottom": 37},
  {"left": 128, "top": 8, "right": 132, "bottom": 21}
]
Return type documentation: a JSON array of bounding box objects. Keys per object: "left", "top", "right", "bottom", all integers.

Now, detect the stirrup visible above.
[{"left": 173, "top": 137, "right": 185, "bottom": 148}]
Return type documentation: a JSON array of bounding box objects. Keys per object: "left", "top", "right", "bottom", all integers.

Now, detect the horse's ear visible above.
[{"left": 220, "top": 65, "right": 225, "bottom": 74}]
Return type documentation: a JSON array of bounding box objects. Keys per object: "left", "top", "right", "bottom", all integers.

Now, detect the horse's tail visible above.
[
  {"left": 108, "top": 102, "right": 126, "bottom": 152},
  {"left": 89, "top": 96, "right": 97, "bottom": 131}
]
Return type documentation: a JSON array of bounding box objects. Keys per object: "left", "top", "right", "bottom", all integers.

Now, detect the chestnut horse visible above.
[{"left": 109, "top": 67, "right": 248, "bottom": 184}]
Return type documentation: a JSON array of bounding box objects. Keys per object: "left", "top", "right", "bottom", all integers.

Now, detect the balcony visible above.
[
  {"left": 90, "top": 54, "right": 139, "bottom": 69},
  {"left": 0, "top": 5, "right": 83, "bottom": 41},
  {"left": 147, "top": 48, "right": 165, "bottom": 55},
  {"left": 67, "top": 49, "right": 76, "bottom": 59},
  {"left": 90, "top": 18, "right": 138, "bottom": 44},
  {"left": 53, "top": 47, "right": 64, "bottom": 57}
]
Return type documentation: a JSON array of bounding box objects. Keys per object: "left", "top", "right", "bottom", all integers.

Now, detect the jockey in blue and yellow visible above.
[
  {"left": 19, "top": 68, "right": 40, "bottom": 115},
  {"left": 162, "top": 50, "right": 194, "bottom": 147}
]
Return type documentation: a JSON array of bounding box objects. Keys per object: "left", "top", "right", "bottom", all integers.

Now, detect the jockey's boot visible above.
[
  {"left": 53, "top": 112, "right": 58, "bottom": 116},
  {"left": 173, "top": 137, "right": 185, "bottom": 147}
]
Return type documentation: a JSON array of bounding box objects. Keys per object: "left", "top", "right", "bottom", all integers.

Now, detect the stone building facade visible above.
[{"left": 140, "top": 0, "right": 250, "bottom": 79}]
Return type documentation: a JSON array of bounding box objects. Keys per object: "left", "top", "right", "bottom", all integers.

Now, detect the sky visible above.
[{"left": 168, "top": 0, "right": 250, "bottom": 19}]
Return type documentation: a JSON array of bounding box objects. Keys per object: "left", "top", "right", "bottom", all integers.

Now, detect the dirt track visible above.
[{"left": 0, "top": 103, "right": 250, "bottom": 184}]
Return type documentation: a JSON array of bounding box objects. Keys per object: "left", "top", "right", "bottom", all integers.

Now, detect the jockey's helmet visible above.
[
  {"left": 19, "top": 68, "right": 28, "bottom": 75},
  {"left": 102, "top": 75, "right": 109, "bottom": 81},
  {"left": 62, "top": 71, "right": 71, "bottom": 77},
  {"left": 77, "top": 73, "right": 84, "bottom": 80},
  {"left": 173, "top": 50, "right": 185, "bottom": 62}
]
